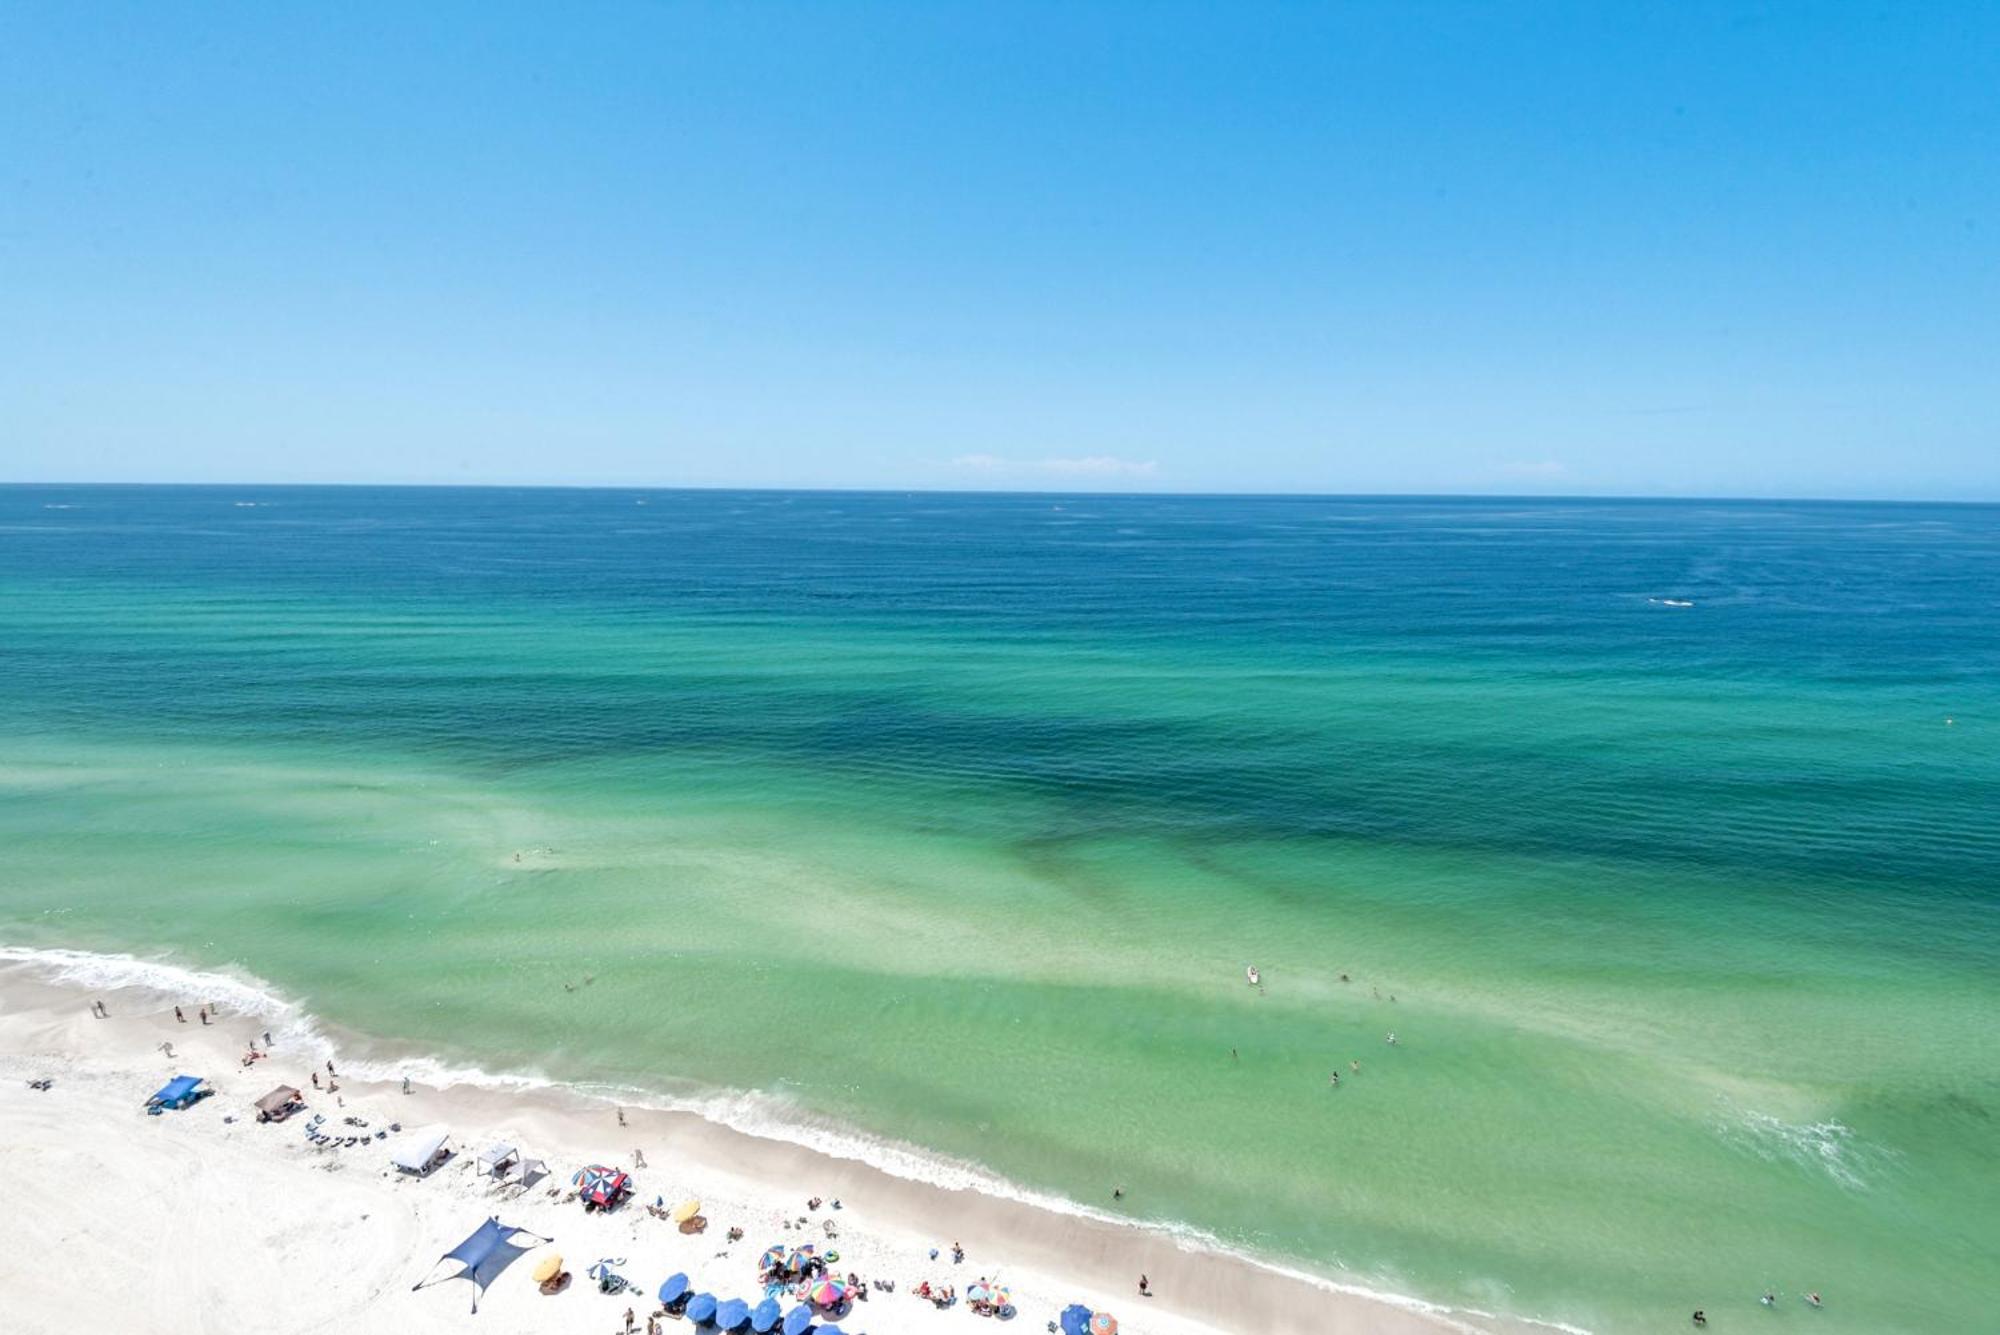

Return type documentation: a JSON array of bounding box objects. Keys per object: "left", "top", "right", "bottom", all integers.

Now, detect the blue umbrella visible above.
[
  {"left": 1060, "top": 1305, "right": 1094, "bottom": 1335},
  {"left": 751, "top": 1297, "right": 783, "bottom": 1333},
  {"left": 716, "top": 1298, "right": 751, "bottom": 1331},
  {"left": 819, "top": 1327, "right": 846, "bottom": 1335},
  {"left": 686, "top": 1293, "right": 719, "bottom": 1325},
  {"left": 781, "top": 1303, "right": 815, "bottom": 1335},
  {"left": 659, "top": 1274, "right": 691, "bottom": 1306}
]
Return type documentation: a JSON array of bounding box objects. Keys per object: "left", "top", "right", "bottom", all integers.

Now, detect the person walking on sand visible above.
[
  {"left": 174, "top": 1006, "right": 185, "bottom": 1023},
  {"left": 311, "top": 1071, "right": 320, "bottom": 1089},
  {"left": 263, "top": 1030, "right": 272, "bottom": 1046},
  {"left": 1139, "top": 1274, "right": 1150, "bottom": 1296},
  {"left": 160, "top": 1041, "right": 175, "bottom": 1059},
  {"left": 402, "top": 1075, "right": 412, "bottom": 1095},
  {"left": 199, "top": 1006, "right": 210, "bottom": 1025},
  {"left": 617, "top": 1107, "right": 627, "bottom": 1127},
  {"left": 326, "top": 1058, "right": 336, "bottom": 1076}
]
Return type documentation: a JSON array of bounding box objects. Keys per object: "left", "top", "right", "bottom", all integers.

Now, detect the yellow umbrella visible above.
[
  {"left": 531, "top": 1253, "right": 563, "bottom": 1283},
  {"left": 670, "top": 1198, "right": 702, "bottom": 1223}
]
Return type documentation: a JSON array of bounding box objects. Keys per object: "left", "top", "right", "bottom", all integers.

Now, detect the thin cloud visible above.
[{"left": 951, "top": 454, "right": 1160, "bottom": 479}]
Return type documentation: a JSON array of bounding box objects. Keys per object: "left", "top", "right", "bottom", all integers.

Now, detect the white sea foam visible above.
[
  {"left": 1, "top": 941, "right": 1587, "bottom": 1335},
  {"left": 1713, "top": 1104, "right": 1890, "bottom": 1191}
]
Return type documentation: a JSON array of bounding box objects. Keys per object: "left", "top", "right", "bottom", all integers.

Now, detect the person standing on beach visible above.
[
  {"left": 1139, "top": 1274, "right": 1150, "bottom": 1296},
  {"left": 617, "top": 1107, "right": 627, "bottom": 1127},
  {"left": 199, "top": 1006, "right": 209, "bottom": 1025},
  {"left": 174, "top": 1006, "right": 185, "bottom": 1023}
]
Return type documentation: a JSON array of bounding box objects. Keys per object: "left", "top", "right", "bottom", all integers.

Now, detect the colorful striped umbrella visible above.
[
  {"left": 759, "top": 1245, "right": 789, "bottom": 1271},
  {"left": 966, "top": 1282, "right": 992, "bottom": 1303},
  {"left": 988, "top": 1285, "right": 1012, "bottom": 1308},
  {"left": 807, "top": 1276, "right": 848, "bottom": 1307}
]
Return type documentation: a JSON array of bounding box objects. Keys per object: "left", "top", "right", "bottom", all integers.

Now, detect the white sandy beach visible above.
[{"left": 0, "top": 959, "right": 1544, "bottom": 1335}]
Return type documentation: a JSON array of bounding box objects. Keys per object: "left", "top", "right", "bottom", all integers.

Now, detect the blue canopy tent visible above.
[
  {"left": 411, "top": 1217, "right": 553, "bottom": 1312},
  {"left": 751, "top": 1297, "right": 783, "bottom": 1332},
  {"left": 659, "top": 1272, "right": 691, "bottom": 1308},
  {"left": 686, "top": 1293, "right": 719, "bottom": 1325},
  {"left": 145, "top": 1075, "right": 206, "bottom": 1113},
  {"left": 781, "top": 1303, "right": 815, "bottom": 1335},
  {"left": 716, "top": 1298, "right": 751, "bottom": 1330},
  {"left": 1060, "top": 1305, "right": 1094, "bottom": 1335}
]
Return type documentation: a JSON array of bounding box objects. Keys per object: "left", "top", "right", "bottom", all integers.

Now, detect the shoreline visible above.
[{"left": 0, "top": 945, "right": 1565, "bottom": 1335}]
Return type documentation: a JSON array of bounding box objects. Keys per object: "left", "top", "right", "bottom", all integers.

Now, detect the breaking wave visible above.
[{"left": 0, "top": 941, "right": 1587, "bottom": 1335}]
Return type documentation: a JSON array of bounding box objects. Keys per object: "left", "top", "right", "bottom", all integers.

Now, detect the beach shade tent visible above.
[
  {"left": 145, "top": 1075, "right": 206, "bottom": 1113},
  {"left": 716, "top": 1298, "right": 752, "bottom": 1330},
  {"left": 658, "top": 1273, "right": 691, "bottom": 1308},
  {"left": 806, "top": 1277, "right": 847, "bottom": 1308},
  {"left": 781, "top": 1304, "right": 815, "bottom": 1335},
  {"left": 410, "top": 1216, "right": 552, "bottom": 1313},
  {"left": 392, "top": 1124, "right": 453, "bottom": 1176},
  {"left": 516, "top": 1156, "right": 550, "bottom": 1189},
  {"left": 1088, "top": 1314, "right": 1119, "bottom": 1335},
  {"left": 254, "top": 1085, "right": 304, "bottom": 1122},
  {"left": 476, "top": 1144, "right": 519, "bottom": 1178},
  {"left": 685, "top": 1293, "right": 718, "bottom": 1325},
  {"left": 751, "top": 1297, "right": 783, "bottom": 1332},
  {"left": 1059, "top": 1305, "right": 1094, "bottom": 1335},
  {"left": 571, "top": 1164, "right": 631, "bottom": 1208}
]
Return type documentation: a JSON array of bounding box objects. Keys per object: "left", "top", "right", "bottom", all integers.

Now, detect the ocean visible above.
[{"left": 1, "top": 486, "right": 1994, "bottom": 1332}]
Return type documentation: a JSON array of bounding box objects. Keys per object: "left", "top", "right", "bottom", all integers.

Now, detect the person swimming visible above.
[
  {"left": 1806, "top": 1292, "right": 1822, "bottom": 1308},
  {"left": 1761, "top": 1292, "right": 1776, "bottom": 1307},
  {"left": 1246, "top": 965, "right": 1261, "bottom": 986}
]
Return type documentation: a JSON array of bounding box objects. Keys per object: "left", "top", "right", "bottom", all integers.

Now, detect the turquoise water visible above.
[{"left": 2, "top": 487, "right": 1996, "bottom": 1331}]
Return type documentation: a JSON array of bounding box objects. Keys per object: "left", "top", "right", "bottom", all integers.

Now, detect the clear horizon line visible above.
[{"left": 1, "top": 479, "right": 1995, "bottom": 507}]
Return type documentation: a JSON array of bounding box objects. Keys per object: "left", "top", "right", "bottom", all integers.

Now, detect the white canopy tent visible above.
[
  {"left": 476, "top": 1143, "right": 518, "bottom": 1178},
  {"left": 392, "top": 1124, "right": 452, "bottom": 1176}
]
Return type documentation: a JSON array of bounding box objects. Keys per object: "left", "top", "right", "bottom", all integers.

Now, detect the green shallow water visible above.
[{"left": 1, "top": 487, "right": 1996, "bottom": 1332}]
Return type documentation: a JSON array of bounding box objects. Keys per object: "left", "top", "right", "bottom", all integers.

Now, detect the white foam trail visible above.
[
  {"left": 1714, "top": 1105, "right": 1889, "bottom": 1191},
  {"left": 0, "top": 942, "right": 1587, "bottom": 1334}
]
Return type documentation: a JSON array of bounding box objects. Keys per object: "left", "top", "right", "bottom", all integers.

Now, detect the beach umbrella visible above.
[
  {"left": 671, "top": 1197, "right": 703, "bottom": 1223},
  {"left": 1059, "top": 1305, "right": 1093, "bottom": 1335},
  {"left": 530, "top": 1253, "right": 563, "bottom": 1284},
  {"left": 686, "top": 1293, "right": 718, "bottom": 1325},
  {"left": 966, "top": 1282, "right": 992, "bottom": 1303},
  {"left": 988, "top": 1285, "right": 1012, "bottom": 1308},
  {"left": 807, "top": 1277, "right": 847, "bottom": 1307},
  {"left": 659, "top": 1273, "right": 691, "bottom": 1306},
  {"left": 751, "top": 1297, "right": 783, "bottom": 1333},
  {"left": 819, "top": 1327, "right": 845, "bottom": 1335},
  {"left": 787, "top": 1244, "right": 817, "bottom": 1271},
  {"left": 781, "top": 1304, "right": 814, "bottom": 1335},
  {"left": 716, "top": 1298, "right": 751, "bottom": 1330},
  {"left": 760, "top": 1245, "right": 790, "bottom": 1272},
  {"left": 1088, "top": 1314, "right": 1119, "bottom": 1335}
]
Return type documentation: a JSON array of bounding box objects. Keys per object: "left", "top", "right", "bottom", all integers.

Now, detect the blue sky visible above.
[{"left": 2, "top": 3, "right": 1995, "bottom": 497}]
